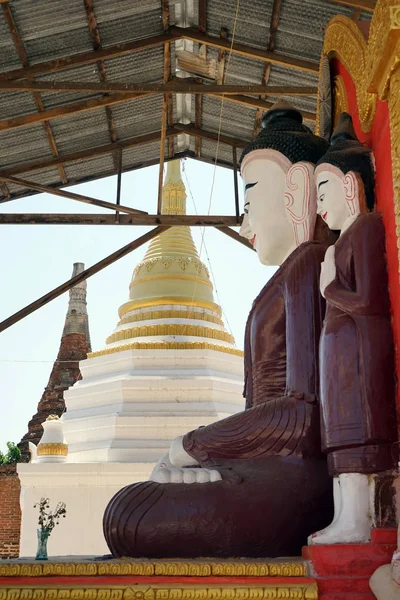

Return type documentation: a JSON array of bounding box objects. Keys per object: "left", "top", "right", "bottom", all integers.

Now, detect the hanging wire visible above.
[
  {"left": 182, "top": 162, "right": 235, "bottom": 338},
  {"left": 180, "top": 0, "right": 242, "bottom": 341}
]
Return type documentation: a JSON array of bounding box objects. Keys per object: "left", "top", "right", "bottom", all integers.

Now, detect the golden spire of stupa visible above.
[
  {"left": 119, "top": 160, "right": 218, "bottom": 316},
  {"left": 89, "top": 160, "right": 242, "bottom": 358}
]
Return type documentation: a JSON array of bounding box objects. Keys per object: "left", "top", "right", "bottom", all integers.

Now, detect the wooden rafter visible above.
[
  {"left": 253, "top": 0, "right": 282, "bottom": 138},
  {"left": 2, "top": 1, "right": 68, "bottom": 196},
  {"left": 173, "top": 123, "right": 248, "bottom": 147},
  {"left": 0, "top": 129, "right": 175, "bottom": 177},
  {"left": 0, "top": 214, "right": 241, "bottom": 226},
  {"left": 0, "top": 227, "right": 170, "bottom": 334},
  {"left": 0, "top": 81, "right": 319, "bottom": 95},
  {"left": 212, "top": 94, "right": 316, "bottom": 122},
  {"left": 0, "top": 32, "right": 177, "bottom": 81},
  {"left": 83, "top": 0, "right": 118, "bottom": 171},
  {"left": 0, "top": 175, "right": 147, "bottom": 215},
  {"left": 0, "top": 92, "right": 150, "bottom": 133},
  {"left": 217, "top": 226, "right": 254, "bottom": 251},
  {"left": 195, "top": 0, "right": 208, "bottom": 157},
  {"left": 198, "top": 0, "right": 207, "bottom": 33},
  {"left": 171, "top": 27, "right": 319, "bottom": 73},
  {"left": 0, "top": 125, "right": 244, "bottom": 180},
  {"left": 0, "top": 28, "right": 319, "bottom": 86},
  {"left": 195, "top": 93, "right": 202, "bottom": 157},
  {"left": 162, "top": 0, "right": 174, "bottom": 158}
]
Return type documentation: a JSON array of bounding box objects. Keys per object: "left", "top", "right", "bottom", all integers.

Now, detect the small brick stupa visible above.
[{"left": 18, "top": 263, "right": 91, "bottom": 462}]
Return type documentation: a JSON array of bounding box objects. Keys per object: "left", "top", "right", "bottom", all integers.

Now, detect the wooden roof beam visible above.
[
  {"left": 253, "top": 0, "right": 282, "bottom": 138},
  {"left": 172, "top": 123, "right": 248, "bottom": 148},
  {"left": 212, "top": 94, "right": 316, "bottom": 122},
  {"left": 0, "top": 227, "right": 169, "bottom": 334},
  {"left": 0, "top": 214, "right": 241, "bottom": 226},
  {"left": 0, "top": 175, "right": 147, "bottom": 215},
  {"left": 0, "top": 32, "right": 178, "bottom": 81},
  {"left": 0, "top": 80, "right": 319, "bottom": 94},
  {"left": 83, "top": 0, "right": 118, "bottom": 170},
  {"left": 162, "top": 0, "right": 174, "bottom": 158},
  {"left": 170, "top": 26, "right": 319, "bottom": 73},
  {"left": 0, "top": 91, "right": 151, "bottom": 133},
  {"left": 0, "top": 129, "right": 177, "bottom": 177}
]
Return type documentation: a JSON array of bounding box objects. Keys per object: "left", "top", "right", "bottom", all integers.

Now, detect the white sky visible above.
[{"left": 0, "top": 159, "right": 276, "bottom": 450}]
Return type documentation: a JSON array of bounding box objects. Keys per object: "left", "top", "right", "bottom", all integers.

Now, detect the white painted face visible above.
[
  {"left": 240, "top": 149, "right": 316, "bottom": 266},
  {"left": 315, "top": 165, "right": 360, "bottom": 231}
]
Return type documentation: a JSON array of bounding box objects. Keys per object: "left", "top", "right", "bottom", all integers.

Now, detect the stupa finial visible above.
[{"left": 161, "top": 160, "right": 187, "bottom": 216}]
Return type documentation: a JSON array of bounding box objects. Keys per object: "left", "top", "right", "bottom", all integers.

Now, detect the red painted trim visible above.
[
  {"left": 371, "top": 528, "right": 398, "bottom": 545},
  {"left": 331, "top": 58, "right": 400, "bottom": 420}
]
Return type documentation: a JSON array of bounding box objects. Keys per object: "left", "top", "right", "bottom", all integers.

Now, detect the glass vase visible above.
[{"left": 35, "top": 527, "right": 50, "bottom": 560}]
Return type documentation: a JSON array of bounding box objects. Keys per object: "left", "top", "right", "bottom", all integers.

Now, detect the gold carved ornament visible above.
[
  {"left": 320, "top": 0, "right": 400, "bottom": 274},
  {"left": 0, "top": 560, "right": 307, "bottom": 578},
  {"left": 36, "top": 443, "right": 68, "bottom": 457},
  {"left": 333, "top": 75, "right": 349, "bottom": 128},
  {"left": 0, "top": 561, "right": 308, "bottom": 579},
  {"left": 0, "top": 586, "right": 318, "bottom": 600},
  {"left": 88, "top": 342, "right": 244, "bottom": 359},
  {"left": 320, "top": 1, "right": 400, "bottom": 132},
  {"left": 129, "top": 274, "right": 213, "bottom": 290},
  {"left": 105, "top": 324, "right": 235, "bottom": 346},
  {"left": 118, "top": 311, "right": 224, "bottom": 328},
  {"left": 119, "top": 298, "right": 222, "bottom": 319}
]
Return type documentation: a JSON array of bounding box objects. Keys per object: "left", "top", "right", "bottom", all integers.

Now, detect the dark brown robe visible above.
[
  {"left": 103, "top": 242, "right": 333, "bottom": 559},
  {"left": 320, "top": 212, "right": 398, "bottom": 476}
]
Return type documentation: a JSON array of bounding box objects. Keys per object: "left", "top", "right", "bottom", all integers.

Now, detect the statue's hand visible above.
[
  {"left": 320, "top": 245, "right": 336, "bottom": 297},
  {"left": 151, "top": 465, "right": 222, "bottom": 484},
  {"left": 149, "top": 448, "right": 222, "bottom": 484}
]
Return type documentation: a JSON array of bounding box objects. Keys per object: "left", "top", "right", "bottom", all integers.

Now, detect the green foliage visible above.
[{"left": 0, "top": 442, "right": 21, "bottom": 465}]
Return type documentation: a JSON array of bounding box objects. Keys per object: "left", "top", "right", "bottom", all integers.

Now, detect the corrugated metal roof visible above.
[{"left": 0, "top": 0, "right": 372, "bottom": 203}]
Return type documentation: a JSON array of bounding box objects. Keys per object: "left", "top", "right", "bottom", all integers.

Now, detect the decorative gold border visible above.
[
  {"left": 322, "top": 16, "right": 375, "bottom": 131},
  {"left": 0, "top": 584, "right": 318, "bottom": 600},
  {"left": 129, "top": 274, "right": 213, "bottom": 289},
  {"left": 321, "top": 1, "right": 400, "bottom": 132},
  {"left": 119, "top": 298, "right": 222, "bottom": 319},
  {"left": 133, "top": 256, "right": 209, "bottom": 277},
  {"left": 36, "top": 443, "right": 68, "bottom": 457},
  {"left": 106, "top": 324, "right": 234, "bottom": 346},
  {"left": 333, "top": 75, "right": 349, "bottom": 127},
  {"left": 320, "top": 0, "right": 400, "bottom": 274},
  {"left": 0, "top": 561, "right": 307, "bottom": 578},
  {"left": 118, "top": 311, "right": 224, "bottom": 328},
  {"left": 88, "top": 342, "right": 244, "bottom": 359}
]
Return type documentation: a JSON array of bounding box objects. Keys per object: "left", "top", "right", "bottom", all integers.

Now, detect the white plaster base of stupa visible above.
[
  {"left": 18, "top": 463, "right": 147, "bottom": 558},
  {"left": 62, "top": 347, "right": 244, "bottom": 462}
]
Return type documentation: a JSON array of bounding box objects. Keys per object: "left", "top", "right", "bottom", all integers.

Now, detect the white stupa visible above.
[{"left": 18, "top": 160, "right": 244, "bottom": 557}]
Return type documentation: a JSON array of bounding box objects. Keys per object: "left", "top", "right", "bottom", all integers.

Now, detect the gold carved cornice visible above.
[
  {"left": 0, "top": 585, "right": 318, "bottom": 600},
  {"left": 88, "top": 342, "right": 244, "bottom": 359},
  {"left": 0, "top": 560, "right": 307, "bottom": 578},
  {"left": 118, "top": 310, "right": 224, "bottom": 328},
  {"left": 333, "top": 75, "right": 349, "bottom": 127},
  {"left": 106, "top": 324, "right": 235, "bottom": 345},
  {"left": 321, "top": 1, "right": 400, "bottom": 132}
]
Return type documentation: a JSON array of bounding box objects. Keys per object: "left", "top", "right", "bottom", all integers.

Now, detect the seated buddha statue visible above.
[
  {"left": 310, "top": 113, "right": 398, "bottom": 546},
  {"left": 103, "top": 101, "right": 334, "bottom": 559}
]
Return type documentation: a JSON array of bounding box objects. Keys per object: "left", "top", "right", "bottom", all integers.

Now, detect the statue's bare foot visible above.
[
  {"left": 309, "top": 473, "right": 371, "bottom": 545},
  {"left": 151, "top": 466, "right": 222, "bottom": 484}
]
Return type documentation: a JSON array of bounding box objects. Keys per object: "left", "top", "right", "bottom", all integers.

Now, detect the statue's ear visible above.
[
  {"left": 343, "top": 171, "right": 360, "bottom": 216},
  {"left": 284, "top": 161, "right": 316, "bottom": 246}
]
